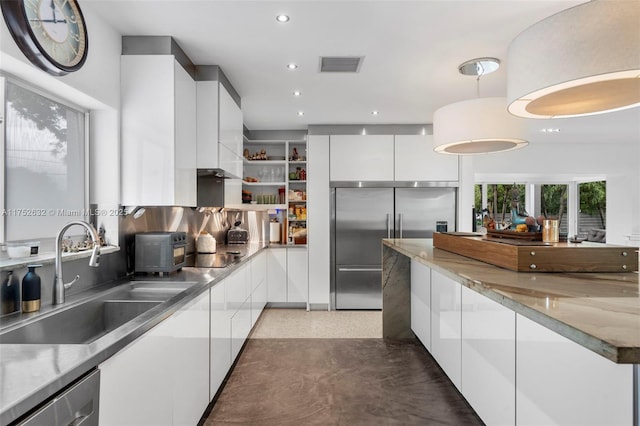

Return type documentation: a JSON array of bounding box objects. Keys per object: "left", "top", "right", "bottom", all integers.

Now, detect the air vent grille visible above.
[{"left": 319, "top": 56, "right": 363, "bottom": 73}]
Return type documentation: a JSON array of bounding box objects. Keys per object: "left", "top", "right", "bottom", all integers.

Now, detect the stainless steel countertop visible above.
[
  {"left": 383, "top": 238, "right": 640, "bottom": 364},
  {"left": 0, "top": 243, "right": 266, "bottom": 426}
]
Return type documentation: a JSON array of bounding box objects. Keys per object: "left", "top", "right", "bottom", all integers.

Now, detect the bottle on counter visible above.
[
  {"left": 21, "top": 264, "right": 42, "bottom": 313},
  {"left": 1, "top": 271, "right": 20, "bottom": 316}
]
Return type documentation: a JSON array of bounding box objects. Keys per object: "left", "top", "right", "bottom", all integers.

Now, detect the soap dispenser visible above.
[
  {"left": 1, "top": 271, "right": 20, "bottom": 316},
  {"left": 22, "top": 264, "right": 42, "bottom": 313}
]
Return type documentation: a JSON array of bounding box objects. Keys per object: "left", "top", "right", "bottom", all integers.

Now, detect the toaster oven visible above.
[{"left": 135, "top": 232, "right": 187, "bottom": 274}]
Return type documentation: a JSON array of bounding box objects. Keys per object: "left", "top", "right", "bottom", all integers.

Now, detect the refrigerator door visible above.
[
  {"left": 394, "top": 187, "right": 457, "bottom": 238},
  {"left": 335, "top": 187, "right": 394, "bottom": 309}
]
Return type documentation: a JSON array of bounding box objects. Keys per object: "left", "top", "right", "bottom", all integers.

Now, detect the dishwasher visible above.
[{"left": 17, "top": 369, "right": 100, "bottom": 425}]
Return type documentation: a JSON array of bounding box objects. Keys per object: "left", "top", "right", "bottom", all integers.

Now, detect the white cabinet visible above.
[
  {"left": 210, "top": 279, "right": 230, "bottom": 398},
  {"left": 250, "top": 251, "right": 267, "bottom": 326},
  {"left": 196, "top": 81, "right": 243, "bottom": 178},
  {"left": 99, "top": 290, "right": 209, "bottom": 426},
  {"left": 430, "top": 269, "right": 461, "bottom": 391},
  {"left": 410, "top": 260, "right": 431, "bottom": 350},
  {"left": 460, "top": 285, "right": 515, "bottom": 426},
  {"left": 516, "top": 314, "right": 633, "bottom": 426},
  {"left": 266, "top": 247, "right": 308, "bottom": 305},
  {"left": 267, "top": 248, "right": 287, "bottom": 303},
  {"left": 121, "top": 55, "right": 196, "bottom": 206},
  {"left": 394, "top": 135, "right": 458, "bottom": 181},
  {"left": 329, "top": 135, "right": 394, "bottom": 181},
  {"left": 287, "top": 248, "right": 308, "bottom": 304}
]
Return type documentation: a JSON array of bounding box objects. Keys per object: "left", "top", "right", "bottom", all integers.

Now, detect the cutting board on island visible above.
[{"left": 433, "top": 232, "right": 638, "bottom": 272}]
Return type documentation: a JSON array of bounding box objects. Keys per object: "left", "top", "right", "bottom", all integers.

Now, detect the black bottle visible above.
[
  {"left": 1, "top": 271, "right": 20, "bottom": 315},
  {"left": 22, "top": 264, "right": 42, "bottom": 313}
]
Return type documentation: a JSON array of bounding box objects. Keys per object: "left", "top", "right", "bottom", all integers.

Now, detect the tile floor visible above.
[{"left": 202, "top": 308, "right": 483, "bottom": 426}]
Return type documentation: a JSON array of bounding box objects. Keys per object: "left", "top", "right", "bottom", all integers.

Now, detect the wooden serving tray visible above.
[
  {"left": 433, "top": 232, "right": 638, "bottom": 272},
  {"left": 486, "top": 229, "right": 542, "bottom": 241}
]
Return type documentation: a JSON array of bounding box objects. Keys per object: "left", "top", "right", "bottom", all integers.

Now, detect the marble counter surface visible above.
[
  {"left": 383, "top": 238, "right": 640, "bottom": 364},
  {"left": 0, "top": 243, "right": 266, "bottom": 425}
]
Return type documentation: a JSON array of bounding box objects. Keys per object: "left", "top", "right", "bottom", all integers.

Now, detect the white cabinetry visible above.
[
  {"left": 267, "top": 247, "right": 308, "bottom": 305},
  {"left": 210, "top": 279, "right": 230, "bottom": 398},
  {"left": 329, "top": 135, "right": 394, "bottom": 181},
  {"left": 410, "top": 260, "right": 431, "bottom": 350},
  {"left": 430, "top": 269, "right": 461, "bottom": 391},
  {"left": 121, "top": 55, "right": 196, "bottom": 206},
  {"left": 99, "top": 290, "right": 209, "bottom": 426},
  {"left": 461, "top": 285, "right": 515, "bottom": 426},
  {"left": 516, "top": 314, "right": 633, "bottom": 426},
  {"left": 196, "top": 82, "right": 243, "bottom": 178},
  {"left": 394, "top": 135, "right": 458, "bottom": 181},
  {"left": 250, "top": 251, "right": 267, "bottom": 326}
]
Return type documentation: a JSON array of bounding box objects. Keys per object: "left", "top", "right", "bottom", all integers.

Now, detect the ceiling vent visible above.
[{"left": 319, "top": 56, "right": 364, "bottom": 73}]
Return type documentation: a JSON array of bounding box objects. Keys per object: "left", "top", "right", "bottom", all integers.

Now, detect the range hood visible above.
[{"left": 197, "top": 169, "right": 242, "bottom": 207}]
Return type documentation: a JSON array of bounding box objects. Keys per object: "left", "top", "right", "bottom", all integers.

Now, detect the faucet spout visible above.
[{"left": 53, "top": 221, "right": 101, "bottom": 305}]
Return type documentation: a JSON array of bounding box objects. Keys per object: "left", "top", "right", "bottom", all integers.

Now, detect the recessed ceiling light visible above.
[
  {"left": 293, "top": 91, "right": 301, "bottom": 97},
  {"left": 287, "top": 63, "right": 298, "bottom": 70},
  {"left": 371, "top": 110, "right": 379, "bottom": 115},
  {"left": 276, "top": 14, "right": 290, "bottom": 23},
  {"left": 297, "top": 111, "right": 304, "bottom": 116},
  {"left": 540, "top": 128, "right": 560, "bottom": 133}
]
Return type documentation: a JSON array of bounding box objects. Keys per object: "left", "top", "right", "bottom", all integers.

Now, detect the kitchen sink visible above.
[{"left": 0, "top": 281, "right": 199, "bottom": 345}]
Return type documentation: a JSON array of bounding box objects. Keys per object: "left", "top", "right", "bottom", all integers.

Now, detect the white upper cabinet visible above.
[
  {"left": 197, "top": 81, "right": 243, "bottom": 178},
  {"left": 329, "top": 135, "right": 395, "bottom": 181},
  {"left": 329, "top": 134, "right": 459, "bottom": 182},
  {"left": 121, "top": 55, "right": 197, "bottom": 206},
  {"left": 394, "top": 135, "right": 458, "bottom": 181}
]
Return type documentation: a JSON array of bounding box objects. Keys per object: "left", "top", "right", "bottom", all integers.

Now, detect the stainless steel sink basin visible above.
[{"left": 0, "top": 281, "right": 199, "bottom": 345}]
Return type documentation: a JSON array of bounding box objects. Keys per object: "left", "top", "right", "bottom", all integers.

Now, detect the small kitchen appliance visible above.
[
  {"left": 135, "top": 232, "right": 187, "bottom": 274},
  {"left": 226, "top": 221, "right": 249, "bottom": 244}
]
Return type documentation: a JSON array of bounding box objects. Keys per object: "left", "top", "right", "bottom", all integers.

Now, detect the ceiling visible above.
[{"left": 84, "top": 0, "right": 640, "bottom": 144}]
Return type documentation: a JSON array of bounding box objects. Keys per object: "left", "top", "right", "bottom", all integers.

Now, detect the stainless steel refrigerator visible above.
[{"left": 331, "top": 184, "right": 457, "bottom": 310}]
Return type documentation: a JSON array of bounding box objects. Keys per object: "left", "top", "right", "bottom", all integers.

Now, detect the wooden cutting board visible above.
[{"left": 433, "top": 232, "right": 638, "bottom": 272}]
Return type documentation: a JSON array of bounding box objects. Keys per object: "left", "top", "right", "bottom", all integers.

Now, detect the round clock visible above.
[{"left": 1, "top": 0, "right": 88, "bottom": 76}]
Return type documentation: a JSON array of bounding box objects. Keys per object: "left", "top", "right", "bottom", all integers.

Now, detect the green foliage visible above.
[{"left": 579, "top": 181, "right": 606, "bottom": 228}]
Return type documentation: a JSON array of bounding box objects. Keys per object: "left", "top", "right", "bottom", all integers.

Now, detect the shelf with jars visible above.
[{"left": 242, "top": 136, "right": 307, "bottom": 245}]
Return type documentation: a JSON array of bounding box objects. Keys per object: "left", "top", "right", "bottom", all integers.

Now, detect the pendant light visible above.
[
  {"left": 507, "top": 0, "right": 640, "bottom": 119},
  {"left": 433, "top": 58, "right": 528, "bottom": 155}
]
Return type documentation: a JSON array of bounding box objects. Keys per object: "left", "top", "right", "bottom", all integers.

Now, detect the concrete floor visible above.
[{"left": 202, "top": 308, "right": 483, "bottom": 426}]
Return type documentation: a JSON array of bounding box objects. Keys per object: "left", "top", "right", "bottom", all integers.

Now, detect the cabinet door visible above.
[
  {"left": 251, "top": 280, "right": 267, "bottom": 326},
  {"left": 219, "top": 143, "right": 243, "bottom": 180},
  {"left": 210, "top": 280, "right": 230, "bottom": 399},
  {"left": 516, "top": 314, "right": 633, "bottom": 426},
  {"left": 394, "top": 135, "right": 458, "bottom": 181},
  {"left": 196, "top": 81, "right": 219, "bottom": 169},
  {"left": 230, "top": 298, "right": 251, "bottom": 362},
  {"left": 410, "top": 260, "right": 431, "bottom": 350},
  {"left": 173, "top": 61, "right": 197, "bottom": 207},
  {"left": 461, "top": 285, "right": 515, "bottom": 426},
  {"left": 219, "top": 84, "right": 243, "bottom": 158},
  {"left": 172, "top": 290, "right": 210, "bottom": 426},
  {"left": 226, "top": 265, "right": 248, "bottom": 311},
  {"left": 430, "top": 269, "right": 461, "bottom": 391},
  {"left": 251, "top": 251, "right": 267, "bottom": 292},
  {"left": 267, "top": 248, "right": 287, "bottom": 303},
  {"left": 99, "top": 316, "right": 174, "bottom": 425},
  {"left": 329, "top": 135, "right": 394, "bottom": 181},
  {"left": 287, "top": 248, "right": 308, "bottom": 303}
]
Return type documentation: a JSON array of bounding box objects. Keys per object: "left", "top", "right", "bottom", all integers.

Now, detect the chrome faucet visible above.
[{"left": 53, "top": 220, "right": 101, "bottom": 305}]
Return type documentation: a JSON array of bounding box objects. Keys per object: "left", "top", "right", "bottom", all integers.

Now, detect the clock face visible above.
[{"left": 1, "top": 0, "right": 88, "bottom": 75}]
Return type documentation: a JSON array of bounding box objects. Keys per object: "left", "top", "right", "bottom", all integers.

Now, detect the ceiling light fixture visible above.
[
  {"left": 371, "top": 110, "right": 379, "bottom": 116},
  {"left": 540, "top": 128, "right": 560, "bottom": 133},
  {"left": 433, "top": 58, "right": 528, "bottom": 155},
  {"left": 287, "top": 63, "right": 298, "bottom": 70},
  {"left": 297, "top": 111, "right": 304, "bottom": 116},
  {"left": 507, "top": 1, "right": 640, "bottom": 119},
  {"left": 276, "top": 14, "right": 290, "bottom": 23},
  {"left": 293, "top": 91, "right": 301, "bottom": 96}
]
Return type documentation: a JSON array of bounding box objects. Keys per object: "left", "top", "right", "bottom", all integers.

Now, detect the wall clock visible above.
[{"left": 1, "top": 0, "right": 88, "bottom": 76}]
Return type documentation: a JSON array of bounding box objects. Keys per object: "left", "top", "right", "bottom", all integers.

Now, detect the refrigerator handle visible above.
[
  {"left": 399, "top": 213, "right": 403, "bottom": 238},
  {"left": 387, "top": 213, "right": 391, "bottom": 238}
]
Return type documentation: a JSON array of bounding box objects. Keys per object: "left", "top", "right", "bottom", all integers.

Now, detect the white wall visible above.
[
  {"left": 1, "top": 5, "right": 122, "bottom": 244},
  {"left": 465, "top": 141, "right": 640, "bottom": 245}
]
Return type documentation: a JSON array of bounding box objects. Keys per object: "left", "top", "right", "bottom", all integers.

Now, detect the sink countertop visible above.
[
  {"left": 383, "top": 238, "right": 640, "bottom": 364},
  {"left": 0, "top": 243, "right": 266, "bottom": 426}
]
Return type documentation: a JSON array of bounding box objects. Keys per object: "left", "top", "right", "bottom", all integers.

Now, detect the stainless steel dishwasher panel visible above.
[{"left": 19, "top": 369, "right": 100, "bottom": 426}]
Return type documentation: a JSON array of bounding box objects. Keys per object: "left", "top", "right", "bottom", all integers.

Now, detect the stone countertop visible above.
[
  {"left": 0, "top": 243, "right": 266, "bottom": 426},
  {"left": 383, "top": 238, "right": 640, "bottom": 364}
]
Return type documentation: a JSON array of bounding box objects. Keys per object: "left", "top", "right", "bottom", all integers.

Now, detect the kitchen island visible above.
[{"left": 382, "top": 238, "right": 639, "bottom": 426}]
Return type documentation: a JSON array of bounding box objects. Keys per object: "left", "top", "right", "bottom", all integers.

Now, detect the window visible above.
[
  {"left": 475, "top": 183, "right": 526, "bottom": 226},
  {"left": 2, "top": 77, "right": 87, "bottom": 242},
  {"left": 578, "top": 181, "right": 606, "bottom": 235}
]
